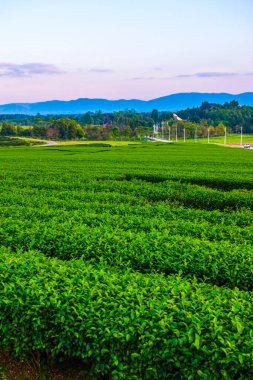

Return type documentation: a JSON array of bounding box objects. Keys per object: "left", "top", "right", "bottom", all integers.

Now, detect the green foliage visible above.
[
  {"left": 151, "top": 109, "right": 159, "bottom": 124},
  {"left": 0, "top": 137, "right": 31, "bottom": 146},
  {"left": 32, "top": 124, "right": 47, "bottom": 137},
  {"left": 1, "top": 101, "right": 253, "bottom": 139},
  {"left": 47, "top": 118, "right": 84, "bottom": 139},
  {"left": 1, "top": 143, "right": 253, "bottom": 378},
  {"left": 1, "top": 250, "right": 253, "bottom": 379},
  {"left": 0, "top": 121, "right": 17, "bottom": 136},
  {"left": 178, "top": 101, "right": 253, "bottom": 132}
]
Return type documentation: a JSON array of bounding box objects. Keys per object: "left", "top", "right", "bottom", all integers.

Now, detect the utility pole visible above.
[
  {"left": 224, "top": 127, "right": 227, "bottom": 145},
  {"left": 184, "top": 128, "right": 186, "bottom": 142},
  {"left": 194, "top": 127, "right": 197, "bottom": 142},
  {"left": 240, "top": 126, "right": 243, "bottom": 146},
  {"left": 208, "top": 127, "right": 210, "bottom": 144},
  {"left": 175, "top": 126, "right": 178, "bottom": 142}
]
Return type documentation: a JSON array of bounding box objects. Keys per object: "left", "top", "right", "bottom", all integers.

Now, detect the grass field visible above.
[
  {"left": 46, "top": 134, "right": 253, "bottom": 146},
  {"left": 10, "top": 134, "right": 253, "bottom": 147},
  {"left": 56, "top": 140, "right": 142, "bottom": 146},
  {"left": 171, "top": 133, "right": 253, "bottom": 145},
  {"left": 16, "top": 137, "right": 142, "bottom": 147},
  {"left": 1, "top": 143, "right": 253, "bottom": 379}
]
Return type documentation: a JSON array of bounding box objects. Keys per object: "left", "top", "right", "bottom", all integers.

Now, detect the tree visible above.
[
  {"left": 17, "top": 126, "right": 32, "bottom": 137},
  {"left": 123, "top": 126, "right": 131, "bottom": 140},
  {"left": 216, "top": 122, "right": 226, "bottom": 135},
  {"left": 112, "top": 127, "right": 120, "bottom": 140},
  {"left": 32, "top": 125, "right": 47, "bottom": 137},
  {"left": 81, "top": 112, "right": 93, "bottom": 125},
  {"left": 33, "top": 113, "right": 43, "bottom": 126},
  {"left": 151, "top": 109, "right": 159, "bottom": 124},
  {"left": 0, "top": 122, "right": 17, "bottom": 136},
  {"left": 66, "top": 119, "right": 84, "bottom": 139},
  {"left": 47, "top": 118, "right": 84, "bottom": 139},
  {"left": 209, "top": 126, "right": 216, "bottom": 136}
]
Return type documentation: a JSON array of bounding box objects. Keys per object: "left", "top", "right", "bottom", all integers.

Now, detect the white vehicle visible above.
[{"left": 243, "top": 144, "right": 251, "bottom": 149}]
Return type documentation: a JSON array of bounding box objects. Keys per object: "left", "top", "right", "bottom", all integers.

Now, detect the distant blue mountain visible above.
[{"left": 0, "top": 92, "right": 253, "bottom": 114}]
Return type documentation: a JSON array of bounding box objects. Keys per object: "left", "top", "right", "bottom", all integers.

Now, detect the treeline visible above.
[
  {"left": 177, "top": 100, "right": 253, "bottom": 132},
  {"left": 0, "top": 110, "right": 158, "bottom": 128},
  {"left": 0, "top": 101, "right": 253, "bottom": 139},
  {"left": 0, "top": 111, "right": 157, "bottom": 140},
  {"left": 0, "top": 119, "right": 152, "bottom": 140}
]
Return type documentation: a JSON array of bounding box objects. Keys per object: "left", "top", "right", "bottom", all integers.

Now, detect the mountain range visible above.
[{"left": 0, "top": 92, "right": 253, "bottom": 114}]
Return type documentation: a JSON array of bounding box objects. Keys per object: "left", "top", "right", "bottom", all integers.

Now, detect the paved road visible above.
[{"left": 47, "top": 141, "right": 58, "bottom": 146}]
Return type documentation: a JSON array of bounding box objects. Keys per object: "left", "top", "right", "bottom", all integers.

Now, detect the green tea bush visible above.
[
  {"left": 1, "top": 249, "right": 253, "bottom": 379},
  {"left": 1, "top": 202, "right": 253, "bottom": 289},
  {"left": 1, "top": 143, "right": 253, "bottom": 378}
]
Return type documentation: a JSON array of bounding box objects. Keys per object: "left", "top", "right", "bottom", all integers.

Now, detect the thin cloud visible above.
[
  {"left": 89, "top": 68, "right": 114, "bottom": 73},
  {"left": 132, "top": 76, "right": 156, "bottom": 81},
  {"left": 176, "top": 74, "right": 194, "bottom": 78},
  {"left": 0, "top": 63, "right": 64, "bottom": 77},
  {"left": 132, "top": 71, "right": 252, "bottom": 81},
  {"left": 245, "top": 72, "right": 253, "bottom": 76},
  {"left": 176, "top": 72, "right": 253, "bottom": 78},
  {"left": 196, "top": 72, "right": 237, "bottom": 78}
]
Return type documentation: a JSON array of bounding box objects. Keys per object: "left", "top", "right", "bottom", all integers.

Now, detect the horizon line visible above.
[{"left": 0, "top": 91, "right": 253, "bottom": 106}]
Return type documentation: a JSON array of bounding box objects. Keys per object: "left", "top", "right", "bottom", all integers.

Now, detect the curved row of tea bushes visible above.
[
  {"left": 1, "top": 249, "right": 253, "bottom": 379},
  {"left": 1, "top": 143, "right": 253, "bottom": 191},
  {"left": 105, "top": 179, "right": 253, "bottom": 211},
  {"left": 2, "top": 174, "right": 253, "bottom": 212},
  {"left": 1, "top": 195, "right": 253, "bottom": 242},
  {"left": 1, "top": 215, "right": 253, "bottom": 290}
]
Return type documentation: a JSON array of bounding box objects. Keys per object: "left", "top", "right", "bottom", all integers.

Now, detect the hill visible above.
[{"left": 0, "top": 92, "right": 253, "bottom": 114}]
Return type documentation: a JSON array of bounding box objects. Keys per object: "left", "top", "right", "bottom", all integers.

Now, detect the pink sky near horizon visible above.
[
  {"left": 0, "top": 0, "right": 253, "bottom": 104},
  {"left": 1, "top": 73, "right": 253, "bottom": 104}
]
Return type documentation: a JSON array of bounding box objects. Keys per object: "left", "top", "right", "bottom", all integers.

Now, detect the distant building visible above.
[{"left": 173, "top": 113, "right": 183, "bottom": 121}]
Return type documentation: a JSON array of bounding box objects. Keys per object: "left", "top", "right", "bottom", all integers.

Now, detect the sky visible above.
[{"left": 0, "top": 0, "right": 253, "bottom": 103}]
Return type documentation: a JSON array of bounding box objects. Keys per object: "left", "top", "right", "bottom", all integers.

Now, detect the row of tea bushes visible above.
[
  {"left": 1, "top": 249, "right": 253, "bottom": 379},
  {"left": 2, "top": 174, "right": 253, "bottom": 213},
  {"left": 1, "top": 144, "right": 253, "bottom": 378},
  {"left": 1, "top": 214, "right": 253, "bottom": 290}
]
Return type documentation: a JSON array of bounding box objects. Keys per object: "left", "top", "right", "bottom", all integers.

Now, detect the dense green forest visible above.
[
  {"left": 178, "top": 101, "right": 253, "bottom": 132},
  {"left": 0, "top": 101, "right": 253, "bottom": 140}
]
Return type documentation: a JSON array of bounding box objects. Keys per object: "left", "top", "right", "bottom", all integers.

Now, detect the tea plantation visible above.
[{"left": 1, "top": 143, "right": 253, "bottom": 379}]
